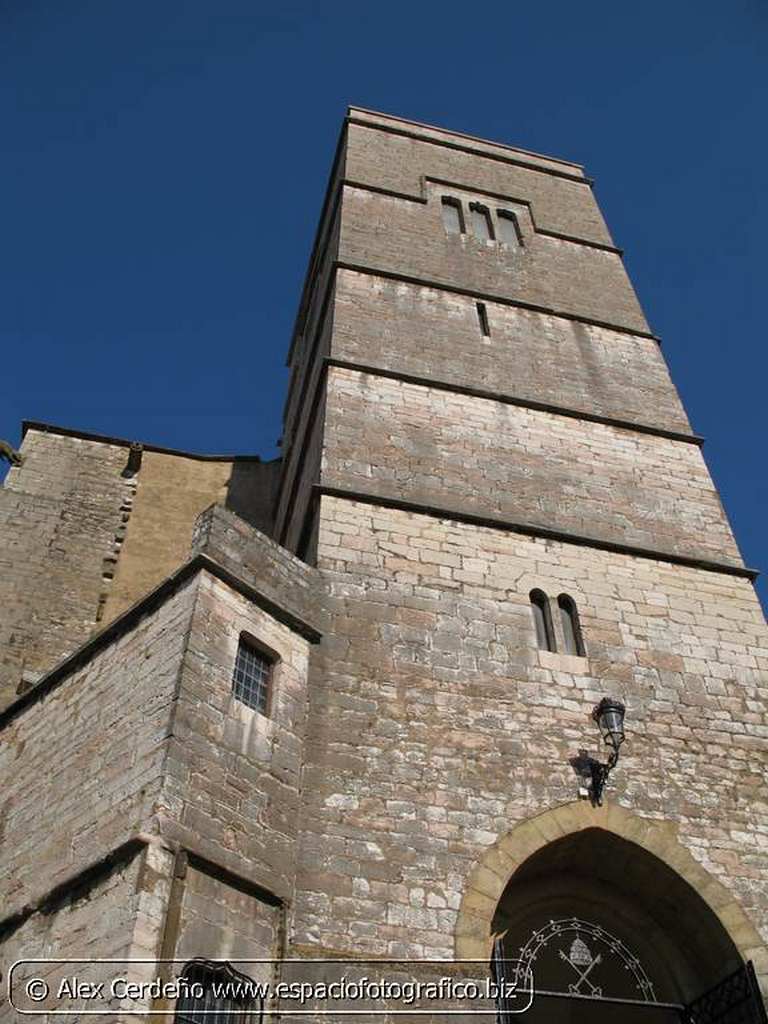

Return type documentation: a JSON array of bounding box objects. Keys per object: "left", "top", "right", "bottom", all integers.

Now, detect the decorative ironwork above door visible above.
[
  {"left": 512, "top": 916, "right": 657, "bottom": 1002},
  {"left": 683, "top": 962, "right": 767, "bottom": 1024}
]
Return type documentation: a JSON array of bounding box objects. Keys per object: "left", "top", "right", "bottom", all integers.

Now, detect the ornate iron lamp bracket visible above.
[
  {"left": 587, "top": 698, "right": 626, "bottom": 806},
  {"left": 589, "top": 747, "right": 619, "bottom": 806}
]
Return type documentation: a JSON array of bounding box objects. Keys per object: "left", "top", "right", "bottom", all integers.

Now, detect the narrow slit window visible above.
[
  {"left": 441, "top": 196, "right": 465, "bottom": 235},
  {"left": 232, "top": 636, "right": 274, "bottom": 715},
  {"left": 530, "top": 590, "right": 556, "bottom": 652},
  {"left": 558, "top": 594, "right": 585, "bottom": 656},
  {"left": 476, "top": 302, "right": 490, "bottom": 337},
  {"left": 497, "top": 210, "right": 523, "bottom": 248},
  {"left": 470, "top": 202, "right": 494, "bottom": 242}
]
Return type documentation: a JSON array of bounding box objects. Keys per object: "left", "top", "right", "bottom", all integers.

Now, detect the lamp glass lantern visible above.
[{"left": 592, "top": 697, "right": 626, "bottom": 755}]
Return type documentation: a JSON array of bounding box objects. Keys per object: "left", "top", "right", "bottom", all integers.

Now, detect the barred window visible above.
[
  {"left": 174, "top": 960, "right": 262, "bottom": 1024},
  {"left": 232, "top": 636, "right": 273, "bottom": 715}
]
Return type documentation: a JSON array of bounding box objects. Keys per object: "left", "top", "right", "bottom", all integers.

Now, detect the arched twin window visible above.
[
  {"left": 529, "top": 590, "right": 585, "bottom": 656},
  {"left": 529, "top": 589, "right": 556, "bottom": 652},
  {"left": 558, "top": 593, "right": 585, "bottom": 657}
]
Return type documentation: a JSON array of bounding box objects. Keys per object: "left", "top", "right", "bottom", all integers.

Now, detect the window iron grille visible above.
[
  {"left": 174, "top": 960, "right": 263, "bottom": 1024},
  {"left": 232, "top": 639, "right": 272, "bottom": 715},
  {"left": 683, "top": 962, "right": 767, "bottom": 1024}
]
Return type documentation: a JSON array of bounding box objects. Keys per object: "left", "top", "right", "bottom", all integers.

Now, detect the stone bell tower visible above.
[
  {"left": 0, "top": 109, "right": 766, "bottom": 1022},
  {"left": 276, "top": 108, "right": 768, "bottom": 1012}
]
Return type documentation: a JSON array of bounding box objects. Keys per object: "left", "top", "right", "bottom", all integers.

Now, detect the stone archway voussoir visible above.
[{"left": 454, "top": 800, "right": 767, "bottom": 978}]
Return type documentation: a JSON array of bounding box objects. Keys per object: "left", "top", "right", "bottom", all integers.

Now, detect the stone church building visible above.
[{"left": 1, "top": 109, "right": 766, "bottom": 1022}]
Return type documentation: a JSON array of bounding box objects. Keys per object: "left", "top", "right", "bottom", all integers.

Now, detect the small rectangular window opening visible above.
[
  {"left": 497, "top": 210, "right": 523, "bottom": 248},
  {"left": 470, "top": 203, "right": 494, "bottom": 242},
  {"left": 476, "top": 302, "right": 490, "bottom": 337},
  {"left": 232, "top": 637, "right": 273, "bottom": 715},
  {"left": 441, "top": 196, "right": 465, "bottom": 235}
]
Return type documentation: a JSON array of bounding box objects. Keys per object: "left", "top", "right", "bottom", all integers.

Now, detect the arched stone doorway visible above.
[
  {"left": 455, "top": 804, "right": 767, "bottom": 1021},
  {"left": 493, "top": 828, "right": 741, "bottom": 1020}
]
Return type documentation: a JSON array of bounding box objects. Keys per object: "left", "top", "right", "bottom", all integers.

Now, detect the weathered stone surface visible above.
[
  {"left": 160, "top": 569, "right": 312, "bottom": 899},
  {"left": 1, "top": 108, "right": 766, "bottom": 1008},
  {"left": 102, "top": 448, "right": 280, "bottom": 623},
  {"left": 0, "top": 850, "right": 154, "bottom": 1018},
  {"left": 0, "top": 574, "right": 199, "bottom": 917},
  {"left": 331, "top": 268, "right": 691, "bottom": 435},
  {"left": 284, "top": 497, "right": 767, "bottom": 968},
  {"left": 175, "top": 861, "right": 279, "bottom": 981},
  {"left": 0, "top": 426, "right": 280, "bottom": 710},
  {"left": 320, "top": 366, "right": 742, "bottom": 566},
  {"left": 193, "top": 500, "right": 320, "bottom": 636},
  {"left": 0, "top": 429, "right": 130, "bottom": 708},
  {"left": 345, "top": 110, "right": 612, "bottom": 245},
  {"left": 339, "top": 183, "right": 648, "bottom": 334}
]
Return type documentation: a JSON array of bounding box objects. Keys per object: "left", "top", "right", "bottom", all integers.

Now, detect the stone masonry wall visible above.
[
  {"left": 158, "top": 570, "right": 312, "bottom": 901},
  {"left": 0, "top": 505, "right": 317, "bottom": 1006},
  {"left": 283, "top": 210, "right": 341, "bottom": 444},
  {"left": 291, "top": 496, "right": 768, "bottom": 965},
  {"left": 331, "top": 268, "right": 692, "bottom": 435},
  {"left": 0, "top": 849, "right": 150, "bottom": 1021},
  {"left": 345, "top": 115, "right": 612, "bottom": 246},
  {"left": 284, "top": 400, "right": 325, "bottom": 557},
  {"left": 102, "top": 450, "right": 278, "bottom": 624},
  {"left": 276, "top": 300, "right": 333, "bottom": 547},
  {"left": 0, "top": 426, "right": 278, "bottom": 712},
  {"left": 174, "top": 861, "right": 281, "bottom": 982},
  {"left": 0, "top": 429, "right": 130, "bottom": 708},
  {"left": 278, "top": 187, "right": 342, "bottom": 552},
  {"left": 320, "top": 367, "right": 742, "bottom": 567},
  {"left": 0, "top": 574, "right": 198, "bottom": 920},
  {"left": 192, "top": 503, "right": 320, "bottom": 630},
  {"left": 339, "top": 185, "right": 648, "bottom": 335},
  {"left": 348, "top": 108, "right": 587, "bottom": 177},
  {"left": 2, "top": 840, "right": 176, "bottom": 1020}
]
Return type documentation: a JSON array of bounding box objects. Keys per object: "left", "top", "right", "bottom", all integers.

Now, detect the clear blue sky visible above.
[{"left": 2, "top": 0, "right": 766, "bottom": 610}]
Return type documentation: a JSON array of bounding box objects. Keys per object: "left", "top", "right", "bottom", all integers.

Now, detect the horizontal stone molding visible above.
[
  {"left": 0, "top": 834, "right": 286, "bottom": 943},
  {"left": 348, "top": 106, "right": 586, "bottom": 173},
  {"left": 343, "top": 177, "right": 625, "bottom": 255},
  {"left": 346, "top": 115, "right": 592, "bottom": 185},
  {"left": 313, "top": 486, "right": 758, "bottom": 580},
  {"left": 192, "top": 503, "right": 321, "bottom": 631},
  {"left": 335, "top": 261, "right": 660, "bottom": 342},
  {"left": 22, "top": 420, "right": 268, "bottom": 463},
  {"left": 326, "top": 358, "right": 704, "bottom": 446}
]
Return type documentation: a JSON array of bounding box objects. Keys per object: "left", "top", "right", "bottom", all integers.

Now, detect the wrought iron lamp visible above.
[{"left": 589, "top": 697, "right": 626, "bottom": 805}]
